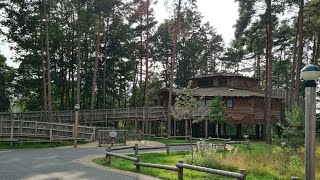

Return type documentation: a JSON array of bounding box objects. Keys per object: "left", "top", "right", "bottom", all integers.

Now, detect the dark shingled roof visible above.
[
  {"left": 171, "top": 87, "right": 265, "bottom": 97},
  {"left": 159, "top": 87, "right": 283, "bottom": 99},
  {"left": 188, "top": 73, "right": 259, "bottom": 80}
]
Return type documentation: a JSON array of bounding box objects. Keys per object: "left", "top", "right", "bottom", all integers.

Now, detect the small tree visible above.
[
  {"left": 209, "top": 96, "right": 227, "bottom": 138},
  {"left": 174, "top": 81, "right": 203, "bottom": 137},
  {"left": 277, "top": 104, "right": 304, "bottom": 154}
]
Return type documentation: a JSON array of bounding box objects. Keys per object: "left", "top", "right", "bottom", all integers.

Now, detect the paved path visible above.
[{"left": 0, "top": 145, "right": 190, "bottom": 180}]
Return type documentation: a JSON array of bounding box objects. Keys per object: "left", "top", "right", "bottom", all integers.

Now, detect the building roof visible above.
[
  {"left": 188, "top": 73, "right": 259, "bottom": 81},
  {"left": 159, "top": 87, "right": 283, "bottom": 99}
]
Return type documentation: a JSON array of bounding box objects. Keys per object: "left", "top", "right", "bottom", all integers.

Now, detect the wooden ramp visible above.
[
  {"left": 0, "top": 119, "right": 95, "bottom": 141},
  {"left": 0, "top": 106, "right": 168, "bottom": 125}
]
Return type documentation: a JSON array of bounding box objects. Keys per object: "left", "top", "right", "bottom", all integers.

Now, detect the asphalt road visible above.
[{"left": 0, "top": 145, "right": 190, "bottom": 180}]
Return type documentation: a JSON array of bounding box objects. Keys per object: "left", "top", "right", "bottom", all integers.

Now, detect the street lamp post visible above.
[
  {"left": 301, "top": 64, "right": 320, "bottom": 180},
  {"left": 74, "top": 103, "right": 80, "bottom": 148}
]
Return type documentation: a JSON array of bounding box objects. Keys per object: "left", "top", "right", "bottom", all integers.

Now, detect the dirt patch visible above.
[
  {"left": 126, "top": 140, "right": 164, "bottom": 146},
  {"left": 55, "top": 140, "right": 163, "bottom": 149}
]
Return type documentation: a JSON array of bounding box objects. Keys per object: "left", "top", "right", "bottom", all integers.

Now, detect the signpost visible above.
[{"left": 109, "top": 131, "right": 117, "bottom": 146}]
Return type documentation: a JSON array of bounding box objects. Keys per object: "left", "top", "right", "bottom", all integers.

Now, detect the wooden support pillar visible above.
[
  {"left": 185, "top": 119, "right": 188, "bottom": 136},
  {"left": 135, "top": 119, "right": 138, "bottom": 131},
  {"left": 255, "top": 124, "right": 260, "bottom": 139},
  {"left": 260, "top": 124, "right": 264, "bottom": 139},
  {"left": 149, "top": 121, "right": 152, "bottom": 135},
  {"left": 105, "top": 113, "right": 108, "bottom": 127},
  {"left": 160, "top": 120, "right": 163, "bottom": 137},
  {"left": 173, "top": 119, "right": 177, "bottom": 136},
  {"left": 236, "top": 124, "right": 242, "bottom": 139},
  {"left": 205, "top": 119, "right": 208, "bottom": 138},
  {"left": 218, "top": 124, "right": 222, "bottom": 137},
  {"left": 223, "top": 123, "right": 227, "bottom": 136},
  {"left": 142, "top": 119, "right": 145, "bottom": 134}
]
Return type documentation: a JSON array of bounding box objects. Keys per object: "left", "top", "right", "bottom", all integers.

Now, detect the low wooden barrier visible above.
[
  {"left": 176, "top": 161, "right": 246, "bottom": 180},
  {"left": 105, "top": 146, "right": 247, "bottom": 180}
]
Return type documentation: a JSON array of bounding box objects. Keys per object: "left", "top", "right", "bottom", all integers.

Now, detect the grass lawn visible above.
[
  {"left": 93, "top": 141, "right": 320, "bottom": 180},
  {"left": 0, "top": 141, "right": 85, "bottom": 149}
]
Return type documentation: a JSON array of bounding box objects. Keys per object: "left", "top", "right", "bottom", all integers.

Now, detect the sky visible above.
[{"left": 0, "top": 0, "right": 239, "bottom": 68}]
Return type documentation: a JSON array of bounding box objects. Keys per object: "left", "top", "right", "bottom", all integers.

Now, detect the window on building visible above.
[
  {"left": 198, "top": 80, "right": 213, "bottom": 88},
  {"left": 226, "top": 100, "right": 233, "bottom": 108},
  {"left": 218, "top": 79, "right": 228, "bottom": 87}
]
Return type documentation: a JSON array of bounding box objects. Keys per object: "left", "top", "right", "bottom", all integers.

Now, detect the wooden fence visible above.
[
  {"left": 97, "top": 130, "right": 142, "bottom": 146},
  {"left": 0, "top": 119, "right": 95, "bottom": 141},
  {"left": 105, "top": 143, "right": 247, "bottom": 180}
]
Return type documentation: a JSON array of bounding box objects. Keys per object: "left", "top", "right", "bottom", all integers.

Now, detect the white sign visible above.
[{"left": 109, "top": 131, "right": 117, "bottom": 138}]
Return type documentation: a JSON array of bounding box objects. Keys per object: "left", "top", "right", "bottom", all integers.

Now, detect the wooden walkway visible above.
[
  {"left": 0, "top": 106, "right": 169, "bottom": 125},
  {"left": 0, "top": 119, "right": 95, "bottom": 141}
]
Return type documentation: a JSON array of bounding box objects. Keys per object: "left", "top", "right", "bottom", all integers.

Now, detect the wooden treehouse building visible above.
[
  {"left": 157, "top": 73, "right": 284, "bottom": 138},
  {"left": 0, "top": 73, "right": 285, "bottom": 140}
]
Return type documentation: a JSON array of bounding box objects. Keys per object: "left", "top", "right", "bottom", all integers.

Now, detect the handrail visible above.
[{"left": 134, "top": 162, "right": 178, "bottom": 172}]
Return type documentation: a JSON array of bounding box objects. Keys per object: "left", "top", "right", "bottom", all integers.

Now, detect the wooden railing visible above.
[
  {"left": 0, "top": 119, "right": 95, "bottom": 141},
  {"left": 0, "top": 106, "right": 168, "bottom": 124}
]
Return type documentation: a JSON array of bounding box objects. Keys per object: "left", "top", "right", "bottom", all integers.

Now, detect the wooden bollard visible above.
[
  {"left": 223, "top": 140, "right": 226, "bottom": 151},
  {"left": 135, "top": 144, "right": 139, "bottom": 155},
  {"left": 107, "top": 146, "right": 111, "bottom": 164},
  {"left": 291, "top": 177, "right": 298, "bottom": 180},
  {"left": 136, "top": 155, "right": 141, "bottom": 172},
  {"left": 166, "top": 142, "right": 170, "bottom": 155},
  {"left": 177, "top": 160, "right": 183, "bottom": 180},
  {"left": 238, "top": 169, "right": 246, "bottom": 180}
]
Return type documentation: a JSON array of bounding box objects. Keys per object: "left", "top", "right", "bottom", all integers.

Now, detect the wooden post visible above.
[
  {"left": 135, "top": 144, "right": 139, "bottom": 155},
  {"left": 107, "top": 146, "right": 111, "bottom": 164},
  {"left": 136, "top": 155, "right": 141, "bottom": 172},
  {"left": 185, "top": 119, "right": 188, "bottom": 136},
  {"left": 173, "top": 119, "right": 176, "bottom": 136},
  {"left": 148, "top": 121, "right": 152, "bottom": 135},
  {"left": 255, "top": 124, "right": 260, "bottom": 139},
  {"left": 35, "top": 121, "right": 38, "bottom": 136},
  {"left": 135, "top": 119, "right": 138, "bottom": 131},
  {"left": 49, "top": 123, "right": 53, "bottom": 141},
  {"left": 166, "top": 142, "right": 170, "bottom": 155},
  {"left": 177, "top": 160, "right": 184, "bottom": 180},
  {"left": 160, "top": 120, "right": 163, "bottom": 137},
  {"left": 0, "top": 118, "right": 2, "bottom": 136},
  {"left": 205, "top": 119, "right": 208, "bottom": 138},
  {"left": 105, "top": 113, "right": 108, "bottom": 127},
  {"left": 238, "top": 169, "right": 246, "bottom": 180},
  {"left": 223, "top": 123, "right": 227, "bottom": 136},
  {"left": 20, "top": 120, "right": 22, "bottom": 136},
  {"left": 223, "top": 140, "right": 226, "bottom": 151},
  {"left": 10, "top": 118, "right": 13, "bottom": 141}
]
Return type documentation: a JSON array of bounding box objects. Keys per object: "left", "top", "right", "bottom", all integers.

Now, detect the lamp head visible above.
[
  {"left": 74, "top": 104, "right": 80, "bottom": 110},
  {"left": 301, "top": 64, "right": 320, "bottom": 81}
]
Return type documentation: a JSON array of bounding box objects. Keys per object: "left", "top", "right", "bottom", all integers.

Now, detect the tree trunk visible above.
[
  {"left": 216, "top": 123, "right": 219, "bottom": 138},
  {"left": 265, "top": 0, "right": 272, "bottom": 144},
  {"left": 315, "top": 33, "right": 320, "bottom": 64},
  {"left": 144, "top": 0, "right": 150, "bottom": 134},
  {"left": 90, "top": 14, "right": 102, "bottom": 126},
  {"left": 44, "top": 0, "right": 52, "bottom": 122},
  {"left": 289, "top": 20, "right": 299, "bottom": 110},
  {"left": 40, "top": 30, "right": 47, "bottom": 119},
  {"left": 294, "top": 0, "right": 304, "bottom": 104},
  {"left": 167, "top": 0, "right": 182, "bottom": 137},
  {"left": 76, "top": 0, "right": 81, "bottom": 106},
  {"left": 103, "top": 17, "right": 110, "bottom": 109}
]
